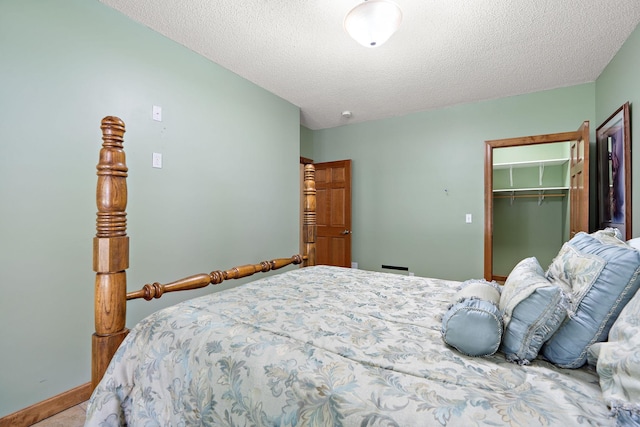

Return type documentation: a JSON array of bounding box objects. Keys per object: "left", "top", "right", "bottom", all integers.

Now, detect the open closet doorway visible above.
[{"left": 484, "top": 122, "right": 589, "bottom": 282}]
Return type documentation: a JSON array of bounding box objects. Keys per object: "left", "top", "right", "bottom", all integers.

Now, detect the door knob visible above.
[{"left": 341, "top": 229, "right": 351, "bottom": 235}]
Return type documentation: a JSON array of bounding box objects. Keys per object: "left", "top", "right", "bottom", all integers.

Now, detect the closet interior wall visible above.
[{"left": 492, "top": 142, "right": 571, "bottom": 277}]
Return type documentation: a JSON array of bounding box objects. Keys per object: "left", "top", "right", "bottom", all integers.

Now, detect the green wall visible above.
[
  {"left": 309, "top": 84, "right": 596, "bottom": 280},
  {"left": 300, "top": 125, "right": 314, "bottom": 159},
  {"left": 493, "top": 197, "right": 567, "bottom": 274},
  {"left": 0, "top": 0, "right": 300, "bottom": 418},
  {"left": 595, "top": 24, "right": 640, "bottom": 237}
]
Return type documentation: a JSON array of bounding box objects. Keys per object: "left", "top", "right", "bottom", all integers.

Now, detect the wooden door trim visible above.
[{"left": 484, "top": 124, "right": 589, "bottom": 281}]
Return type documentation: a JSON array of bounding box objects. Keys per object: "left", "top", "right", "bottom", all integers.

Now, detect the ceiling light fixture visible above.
[{"left": 344, "top": 0, "right": 402, "bottom": 48}]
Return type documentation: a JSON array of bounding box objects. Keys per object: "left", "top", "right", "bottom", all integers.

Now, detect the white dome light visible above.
[{"left": 344, "top": 0, "right": 403, "bottom": 48}]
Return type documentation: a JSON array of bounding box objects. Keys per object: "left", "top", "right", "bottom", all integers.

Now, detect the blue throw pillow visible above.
[
  {"left": 499, "top": 257, "right": 568, "bottom": 364},
  {"left": 541, "top": 229, "right": 640, "bottom": 368},
  {"left": 441, "top": 279, "right": 503, "bottom": 357}
]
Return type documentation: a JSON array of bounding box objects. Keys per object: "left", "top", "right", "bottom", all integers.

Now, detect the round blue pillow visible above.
[{"left": 441, "top": 280, "right": 503, "bottom": 357}]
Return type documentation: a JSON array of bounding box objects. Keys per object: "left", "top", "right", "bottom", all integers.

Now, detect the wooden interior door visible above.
[
  {"left": 484, "top": 122, "right": 589, "bottom": 281},
  {"left": 570, "top": 122, "right": 590, "bottom": 237},
  {"left": 315, "top": 160, "right": 352, "bottom": 267}
]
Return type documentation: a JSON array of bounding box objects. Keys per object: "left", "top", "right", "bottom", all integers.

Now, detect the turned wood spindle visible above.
[
  {"left": 303, "top": 164, "right": 317, "bottom": 266},
  {"left": 125, "top": 255, "right": 304, "bottom": 301},
  {"left": 92, "top": 116, "right": 130, "bottom": 391}
]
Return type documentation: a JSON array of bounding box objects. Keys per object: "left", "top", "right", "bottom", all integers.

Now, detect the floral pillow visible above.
[{"left": 588, "top": 286, "right": 640, "bottom": 423}]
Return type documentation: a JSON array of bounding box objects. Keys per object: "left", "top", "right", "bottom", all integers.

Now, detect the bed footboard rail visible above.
[
  {"left": 92, "top": 116, "right": 317, "bottom": 392},
  {"left": 126, "top": 255, "right": 304, "bottom": 300}
]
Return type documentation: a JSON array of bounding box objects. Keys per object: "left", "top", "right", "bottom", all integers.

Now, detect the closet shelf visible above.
[
  {"left": 493, "top": 186, "right": 569, "bottom": 193},
  {"left": 493, "top": 157, "right": 570, "bottom": 190},
  {"left": 493, "top": 158, "right": 569, "bottom": 169}
]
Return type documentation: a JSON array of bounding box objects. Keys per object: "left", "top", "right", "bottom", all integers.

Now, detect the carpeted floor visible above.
[{"left": 30, "top": 401, "right": 87, "bottom": 427}]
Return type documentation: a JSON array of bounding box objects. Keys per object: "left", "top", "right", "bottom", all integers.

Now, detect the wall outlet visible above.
[
  {"left": 351, "top": 262, "right": 358, "bottom": 269},
  {"left": 465, "top": 213, "right": 472, "bottom": 223},
  {"left": 409, "top": 272, "right": 415, "bottom": 276}
]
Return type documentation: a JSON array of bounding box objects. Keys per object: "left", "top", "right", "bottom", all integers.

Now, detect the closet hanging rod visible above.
[{"left": 493, "top": 193, "right": 565, "bottom": 199}]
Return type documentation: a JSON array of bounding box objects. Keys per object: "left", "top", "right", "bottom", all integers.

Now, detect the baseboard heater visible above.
[{"left": 381, "top": 265, "right": 409, "bottom": 271}]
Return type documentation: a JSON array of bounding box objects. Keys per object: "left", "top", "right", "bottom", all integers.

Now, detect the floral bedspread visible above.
[{"left": 86, "top": 266, "right": 613, "bottom": 426}]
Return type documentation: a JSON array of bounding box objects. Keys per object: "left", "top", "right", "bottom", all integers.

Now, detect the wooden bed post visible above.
[
  {"left": 92, "top": 116, "right": 129, "bottom": 391},
  {"left": 303, "top": 164, "right": 316, "bottom": 266}
]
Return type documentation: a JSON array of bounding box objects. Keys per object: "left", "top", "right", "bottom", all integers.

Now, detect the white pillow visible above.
[{"left": 626, "top": 237, "right": 640, "bottom": 250}]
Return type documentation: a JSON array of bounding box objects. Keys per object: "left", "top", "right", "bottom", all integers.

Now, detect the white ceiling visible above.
[{"left": 100, "top": 0, "right": 640, "bottom": 130}]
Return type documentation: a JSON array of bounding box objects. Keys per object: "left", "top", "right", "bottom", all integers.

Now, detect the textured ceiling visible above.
[{"left": 100, "top": 0, "right": 640, "bottom": 130}]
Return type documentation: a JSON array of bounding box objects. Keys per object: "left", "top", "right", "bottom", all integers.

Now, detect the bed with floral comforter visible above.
[{"left": 86, "top": 265, "right": 613, "bottom": 426}]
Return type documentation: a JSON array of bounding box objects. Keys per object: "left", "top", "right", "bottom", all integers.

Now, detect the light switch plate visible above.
[
  {"left": 152, "top": 152, "right": 162, "bottom": 168},
  {"left": 152, "top": 105, "right": 162, "bottom": 121}
]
